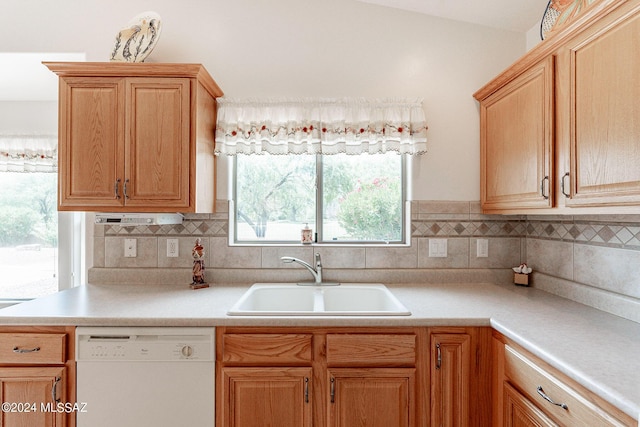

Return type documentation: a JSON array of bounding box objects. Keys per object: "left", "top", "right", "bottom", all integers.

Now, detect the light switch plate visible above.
[
  {"left": 428, "top": 238, "right": 447, "bottom": 257},
  {"left": 477, "top": 239, "right": 488, "bottom": 257},
  {"left": 124, "top": 239, "right": 137, "bottom": 258},
  {"left": 167, "top": 239, "right": 179, "bottom": 257}
]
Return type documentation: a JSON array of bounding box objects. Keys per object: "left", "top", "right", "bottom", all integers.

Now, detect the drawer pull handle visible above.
[
  {"left": 13, "top": 346, "right": 40, "bottom": 354},
  {"left": 537, "top": 386, "right": 568, "bottom": 410},
  {"left": 436, "top": 343, "right": 442, "bottom": 370},
  {"left": 304, "top": 377, "right": 309, "bottom": 403}
]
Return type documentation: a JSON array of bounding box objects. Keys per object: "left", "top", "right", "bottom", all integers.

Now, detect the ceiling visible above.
[{"left": 355, "top": 0, "right": 550, "bottom": 33}]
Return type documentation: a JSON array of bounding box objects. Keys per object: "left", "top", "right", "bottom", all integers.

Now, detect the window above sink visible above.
[{"left": 233, "top": 152, "right": 407, "bottom": 244}]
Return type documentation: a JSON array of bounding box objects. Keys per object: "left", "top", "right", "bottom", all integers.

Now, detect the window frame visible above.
[{"left": 231, "top": 153, "right": 409, "bottom": 246}]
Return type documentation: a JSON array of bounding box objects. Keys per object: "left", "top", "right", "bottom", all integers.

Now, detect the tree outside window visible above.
[
  {"left": 234, "top": 153, "right": 404, "bottom": 243},
  {"left": 0, "top": 173, "right": 58, "bottom": 298}
]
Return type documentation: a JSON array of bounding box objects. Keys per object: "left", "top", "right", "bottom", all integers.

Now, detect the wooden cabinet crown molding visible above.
[
  {"left": 474, "top": 0, "right": 626, "bottom": 101},
  {"left": 43, "top": 62, "right": 223, "bottom": 98}
]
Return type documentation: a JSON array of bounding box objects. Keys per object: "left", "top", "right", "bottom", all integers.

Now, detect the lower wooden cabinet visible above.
[
  {"left": 0, "top": 366, "right": 68, "bottom": 427},
  {"left": 431, "top": 332, "right": 471, "bottom": 426},
  {"left": 328, "top": 368, "right": 415, "bottom": 427},
  {"left": 503, "top": 382, "right": 557, "bottom": 427},
  {"left": 217, "top": 327, "right": 424, "bottom": 427},
  {"left": 0, "top": 326, "right": 75, "bottom": 427},
  {"left": 430, "top": 327, "right": 492, "bottom": 427},
  {"left": 217, "top": 326, "right": 493, "bottom": 427},
  {"left": 221, "top": 367, "right": 312, "bottom": 427},
  {"left": 493, "top": 331, "right": 636, "bottom": 427}
]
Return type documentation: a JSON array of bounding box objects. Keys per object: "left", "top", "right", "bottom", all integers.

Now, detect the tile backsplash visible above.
[
  {"left": 525, "top": 215, "right": 640, "bottom": 323},
  {"left": 90, "top": 201, "right": 640, "bottom": 323}
]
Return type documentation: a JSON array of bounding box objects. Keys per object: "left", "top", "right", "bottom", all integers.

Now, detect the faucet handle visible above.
[{"left": 314, "top": 252, "right": 321, "bottom": 266}]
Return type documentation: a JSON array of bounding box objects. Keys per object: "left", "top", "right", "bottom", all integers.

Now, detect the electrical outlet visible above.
[
  {"left": 124, "top": 239, "right": 137, "bottom": 258},
  {"left": 477, "top": 239, "right": 488, "bottom": 257},
  {"left": 428, "top": 238, "right": 447, "bottom": 257},
  {"left": 167, "top": 239, "right": 179, "bottom": 257}
]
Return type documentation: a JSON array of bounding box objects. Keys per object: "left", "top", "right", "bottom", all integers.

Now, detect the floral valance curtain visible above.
[
  {"left": 0, "top": 134, "right": 57, "bottom": 172},
  {"left": 214, "top": 98, "right": 428, "bottom": 155}
]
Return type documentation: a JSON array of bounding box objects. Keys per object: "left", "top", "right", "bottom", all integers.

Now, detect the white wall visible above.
[
  {"left": 0, "top": 101, "right": 57, "bottom": 133},
  {"left": 526, "top": 22, "right": 544, "bottom": 50},
  {"left": 0, "top": 0, "right": 525, "bottom": 200}
]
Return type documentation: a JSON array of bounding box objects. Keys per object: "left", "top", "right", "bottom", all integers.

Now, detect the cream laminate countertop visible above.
[{"left": 0, "top": 281, "right": 638, "bottom": 422}]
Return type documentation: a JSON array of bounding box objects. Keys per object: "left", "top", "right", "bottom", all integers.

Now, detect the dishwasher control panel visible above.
[{"left": 76, "top": 327, "right": 214, "bottom": 361}]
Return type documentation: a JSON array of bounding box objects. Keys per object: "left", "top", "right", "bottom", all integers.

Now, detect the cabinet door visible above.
[
  {"left": 480, "top": 57, "right": 554, "bottom": 211},
  {"left": 220, "top": 367, "right": 312, "bottom": 427},
  {"left": 566, "top": 5, "right": 640, "bottom": 206},
  {"left": 0, "top": 366, "right": 67, "bottom": 427},
  {"left": 504, "top": 382, "right": 558, "bottom": 427},
  {"left": 328, "top": 368, "right": 415, "bottom": 427},
  {"left": 124, "top": 78, "right": 191, "bottom": 209},
  {"left": 58, "top": 77, "right": 125, "bottom": 210},
  {"left": 431, "top": 333, "right": 471, "bottom": 427}
]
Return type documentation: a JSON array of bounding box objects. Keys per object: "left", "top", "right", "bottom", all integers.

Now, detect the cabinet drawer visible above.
[
  {"left": 503, "top": 381, "right": 558, "bottom": 427},
  {"left": 221, "top": 334, "right": 312, "bottom": 365},
  {"left": 504, "top": 345, "right": 628, "bottom": 427},
  {"left": 326, "top": 334, "right": 416, "bottom": 366},
  {"left": 0, "top": 333, "right": 66, "bottom": 364}
]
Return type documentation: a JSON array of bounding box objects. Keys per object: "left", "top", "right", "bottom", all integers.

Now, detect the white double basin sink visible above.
[{"left": 227, "top": 283, "right": 411, "bottom": 316}]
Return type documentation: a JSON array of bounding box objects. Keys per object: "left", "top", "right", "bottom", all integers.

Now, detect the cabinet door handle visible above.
[
  {"left": 13, "top": 346, "right": 40, "bottom": 354},
  {"left": 536, "top": 386, "right": 568, "bottom": 410},
  {"left": 330, "top": 377, "right": 335, "bottom": 403},
  {"left": 540, "top": 176, "right": 550, "bottom": 200},
  {"left": 51, "top": 376, "right": 61, "bottom": 403},
  {"left": 436, "top": 343, "right": 442, "bottom": 370},
  {"left": 124, "top": 178, "right": 130, "bottom": 199},
  {"left": 304, "top": 377, "right": 309, "bottom": 403},
  {"left": 561, "top": 172, "right": 570, "bottom": 198},
  {"left": 114, "top": 179, "right": 121, "bottom": 199}
]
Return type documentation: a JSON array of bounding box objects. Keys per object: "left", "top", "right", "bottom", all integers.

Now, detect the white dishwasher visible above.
[{"left": 76, "top": 327, "right": 215, "bottom": 427}]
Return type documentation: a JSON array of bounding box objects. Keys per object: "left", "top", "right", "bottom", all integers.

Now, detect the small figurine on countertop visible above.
[
  {"left": 512, "top": 263, "right": 532, "bottom": 287},
  {"left": 190, "top": 238, "right": 209, "bottom": 289}
]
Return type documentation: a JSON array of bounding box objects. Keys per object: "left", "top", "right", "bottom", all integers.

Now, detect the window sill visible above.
[{"left": 228, "top": 241, "right": 411, "bottom": 248}]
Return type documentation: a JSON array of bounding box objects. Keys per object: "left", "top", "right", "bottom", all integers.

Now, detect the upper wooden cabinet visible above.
[
  {"left": 45, "top": 62, "right": 223, "bottom": 212},
  {"left": 563, "top": 2, "right": 640, "bottom": 207},
  {"left": 479, "top": 57, "right": 554, "bottom": 211},
  {"left": 475, "top": 0, "right": 640, "bottom": 214}
]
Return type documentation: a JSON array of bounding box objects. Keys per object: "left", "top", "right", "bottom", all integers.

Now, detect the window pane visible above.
[
  {"left": 322, "top": 153, "right": 403, "bottom": 242},
  {"left": 235, "top": 154, "right": 316, "bottom": 241},
  {"left": 0, "top": 173, "right": 58, "bottom": 298}
]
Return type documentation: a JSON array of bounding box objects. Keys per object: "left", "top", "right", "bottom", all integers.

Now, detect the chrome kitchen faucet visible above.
[{"left": 280, "top": 253, "right": 339, "bottom": 286}]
